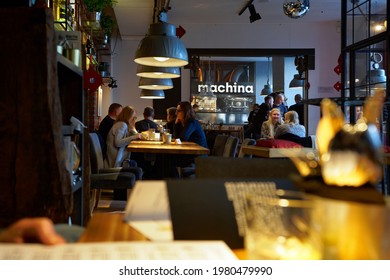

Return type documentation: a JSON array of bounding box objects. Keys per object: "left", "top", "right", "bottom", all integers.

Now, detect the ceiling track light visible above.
[
  {"left": 238, "top": 0, "right": 261, "bottom": 23},
  {"left": 248, "top": 4, "right": 261, "bottom": 23}
]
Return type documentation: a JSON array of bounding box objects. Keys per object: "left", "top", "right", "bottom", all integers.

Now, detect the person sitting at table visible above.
[
  {"left": 260, "top": 108, "right": 283, "bottom": 139},
  {"left": 165, "top": 106, "right": 177, "bottom": 133},
  {"left": 274, "top": 110, "right": 306, "bottom": 139},
  {"left": 105, "top": 105, "right": 141, "bottom": 168},
  {"left": 135, "top": 106, "right": 158, "bottom": 132},
  {"left": 174, "top": 101, "right": 208, "bottom": 148}
]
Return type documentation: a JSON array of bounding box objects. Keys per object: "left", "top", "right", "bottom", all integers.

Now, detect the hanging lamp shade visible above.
[
  {"left": 140, "top": 89, "right": 165, "bottom": 99},
  {"left": 134, "top": 22, "right": 188, "bottom": 67},
  {"left": 289, "top": 74, "right": 304, "bottom": 88},
  {"left": 366, "top": 69, "right": 386, "bottom": 89},
  {"left": 138, "top": 77, "right": 173, "bottom": 90},
  {"left": 136, "top": 65, "right": 180, "bottom": 79},
  {"left": 261, "top": 57, "right": 273, "bottom": 95},
  {"left": 261, "top": 84, "right": 272, "bottom": 95}
]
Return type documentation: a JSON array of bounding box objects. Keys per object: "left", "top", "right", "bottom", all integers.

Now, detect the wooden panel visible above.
[{"left": 0, "top": 8, "right": 72, "bottom": 227}]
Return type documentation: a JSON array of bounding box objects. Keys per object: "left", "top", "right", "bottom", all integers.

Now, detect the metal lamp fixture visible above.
[
  {"left": 283, "top": 0, "right": 310, "bottom": 19},
  {"left": 139, "top": 77, "right": 173, "bottom": 90},
  {"left": 136, "top": 65, "right": 180, "bottom": 79},
  {"left": 140, "top": 89, "right": 165, "bottom": 99},
  {"left": 261, "top": 57, "right": 272, "bottom": 95},
  {"left": 134, "top": 22, "right": 188, "bottom": 67},
  {"left": 366, "top": 53, "right": 386, "bottom": 89},
  {"left": 289, "top": 74, "right": 304, "bottom": 88},
  {"left": 248, "top": 4, "right": 261, "bottom": 23},
  {"left": 289, "top": 56, "right": 306, "bottom": 88}
]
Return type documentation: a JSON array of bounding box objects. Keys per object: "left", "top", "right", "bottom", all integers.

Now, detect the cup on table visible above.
[
  {"left": 244, "top": 190, "right": 322, "bottom": 260},
  {"left": 164, "top": 133, "right": 172, "bottom": 144}
]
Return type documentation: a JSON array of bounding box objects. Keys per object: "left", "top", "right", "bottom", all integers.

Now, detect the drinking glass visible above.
[{"left": 245, "top": 190, "right": 322, "bottom": 260}]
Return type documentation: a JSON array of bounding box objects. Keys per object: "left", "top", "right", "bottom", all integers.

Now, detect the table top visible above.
[
  {"left": 78, "top": 213, "right": 246, "bottom": 259},
  {"left": 127, "top": 140, "right": 210, "bottom": 155}
]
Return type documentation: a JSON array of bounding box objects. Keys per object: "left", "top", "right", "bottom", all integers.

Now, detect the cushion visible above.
[{"left": 256, "top": 139, "right": 303, "bottom": 148}]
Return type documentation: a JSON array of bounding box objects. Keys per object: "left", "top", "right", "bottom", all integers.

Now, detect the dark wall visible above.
[{"left": 153, "top": 77, "right": 181, "bottom": 119}]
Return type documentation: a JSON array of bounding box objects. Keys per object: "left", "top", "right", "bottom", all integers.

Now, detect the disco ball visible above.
[{"left": 283, "top": 0, "right": 310, "bottom": 19}]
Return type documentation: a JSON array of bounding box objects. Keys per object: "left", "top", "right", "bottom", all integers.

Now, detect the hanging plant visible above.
[
  {"left": 84, "top": 0, "right": 117, "bottom": 12},
  {"left": 100, "top": 14, "right": 117, "bottom": 40}
]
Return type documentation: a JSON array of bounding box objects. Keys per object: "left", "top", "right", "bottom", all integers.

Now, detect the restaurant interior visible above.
[{"left": 1, "top": 0, "right": 390, "bottom": 260}]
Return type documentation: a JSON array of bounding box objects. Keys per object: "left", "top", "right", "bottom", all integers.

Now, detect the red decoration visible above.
[
  {"left": 334, "top": 65, "right": 341, "bottom": 75},
  {"left": 333, "top": 81, "right": 341, "bottom": 91},
  {"left": 176, "top": 25, "right": 186, "bottom": 38},
  {"left": 84, "top": 68, "right": 102, "bottom": 92}
]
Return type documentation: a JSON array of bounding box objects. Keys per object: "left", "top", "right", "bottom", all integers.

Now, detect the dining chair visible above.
[
  {"left": 89, "top": 132, "right": 141, "bottom": 211},
  {"left": 238, "top": 138, "right": 256, "bottom": 158},
  {"left": 222, "top": 136, "right": 239, "bottom": 157}
]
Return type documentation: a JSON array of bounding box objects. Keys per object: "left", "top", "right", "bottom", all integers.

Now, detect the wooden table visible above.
[
  {"left": 128, "top": 140, "right": 209, "bottom": 179},
  {"left": 79, "top": 212, "right": 246, "bottom": 259},
  {"left": 128, "top": 140, "right": 209, "bottom": 155}
]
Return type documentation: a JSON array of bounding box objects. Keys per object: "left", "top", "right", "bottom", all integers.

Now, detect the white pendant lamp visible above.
[
  {"left": 136, "top": 65, "right": 180, "bottom": 79},
  {"left": 138, "top": 77, "right": 173, "bottom": 90},
  {"left": 140, "top": 89, "right": 165, "bottom": 99},
  {"left": 134, "top": 22, "right": 188, "bottom": 67}
]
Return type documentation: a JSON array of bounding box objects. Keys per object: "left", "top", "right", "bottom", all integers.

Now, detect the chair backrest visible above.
[
  {"left": 89, "top": 132, "right": 104, "bottom": 173},
  {"left": 222, "top": 136, "right": 239, "bottom": 157},
  {"left": 211, "top": 135, "right": 229, "bottom": 156},
  {"left": 195, "top": 156, "right": 300, "bottom": 179},
  {"left": 238, "top": 138, "right": 256, "bottom": 158}
]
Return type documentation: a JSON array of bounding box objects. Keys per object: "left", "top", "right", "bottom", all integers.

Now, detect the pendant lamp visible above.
[
  {"left": 134, "top": 22, "right": 188, "bottom": 67},
  {"left": 136, "top": 65, "right": 180, "bottom": 79},
  {"left": 366, "top": 53, "right": 386, "bottom": 89},
  {"left": 261, "top": 57, "right": 273, "bottom": 95},
  {"left": 140, "top": 89, "right": 165, "bottom": 99},
  {"left": 289, "top": 74, "right": 304, "bottom": 88},
  {"left": 138, "top": 77, "right": 173, "bottom": 90}
]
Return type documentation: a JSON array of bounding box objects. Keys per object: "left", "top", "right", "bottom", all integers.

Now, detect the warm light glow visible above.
[
  {"left": 375, "top": 24, "right": 385, "bottom": 32},
  {"left": 154, "top": 57, "right": 170, "bottom": 62}
]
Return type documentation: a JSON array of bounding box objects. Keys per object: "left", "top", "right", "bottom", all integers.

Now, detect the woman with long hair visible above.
[
  {"left": 105, "top": 105, "right": 141, "bottom": 168},
  {"left": 174, "top": 101, "right": 208, "bottom": 148},
  {"left": 260, "top": 108, "right": 283, "bottom": 139}
]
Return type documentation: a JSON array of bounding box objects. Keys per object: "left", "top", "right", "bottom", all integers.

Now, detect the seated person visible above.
[
  {"left": 105, "top": 106, "right": 141, "bottom": 168},
  {"left": 260, "top": 108, "right": 283, "bottom": 139},
  {"left": 165, "top": 106, "right": 177, "bottom": 133},
  {"left": 274, "top": 110, "right": 306, "bottom": 139},
  {"left": 174, "top": 101, "right": 208, "bottom": 148},
  {"left": 274, "top": 111, "right": 312, "bottom": 147},
  {"left": 135, "top": 106, "right": 158, "bottom": 132}
]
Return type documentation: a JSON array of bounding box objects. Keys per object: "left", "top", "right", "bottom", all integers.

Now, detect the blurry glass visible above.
[{"left": 245, "top": 190, "right": 322, "bottom": 260}]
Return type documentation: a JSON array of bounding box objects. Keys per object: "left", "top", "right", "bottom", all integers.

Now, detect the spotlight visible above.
[
  {"left": 248, "top": 4, "right": 261, "bottom": 23},
  {"left": 108, "top": 77, "right": 117, "bottom": 88}
]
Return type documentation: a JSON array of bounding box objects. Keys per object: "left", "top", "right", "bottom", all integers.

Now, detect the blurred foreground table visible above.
[{"left": 79, "top": 213, "right": 246, "bottom": 259}]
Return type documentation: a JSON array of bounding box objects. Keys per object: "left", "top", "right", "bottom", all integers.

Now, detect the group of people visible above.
[
  {"left": 244, "top": 93, "right": 305, "bottom": 142},
  {"left": 96, "top": 101, "right": 208, "bottom": 179}
]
